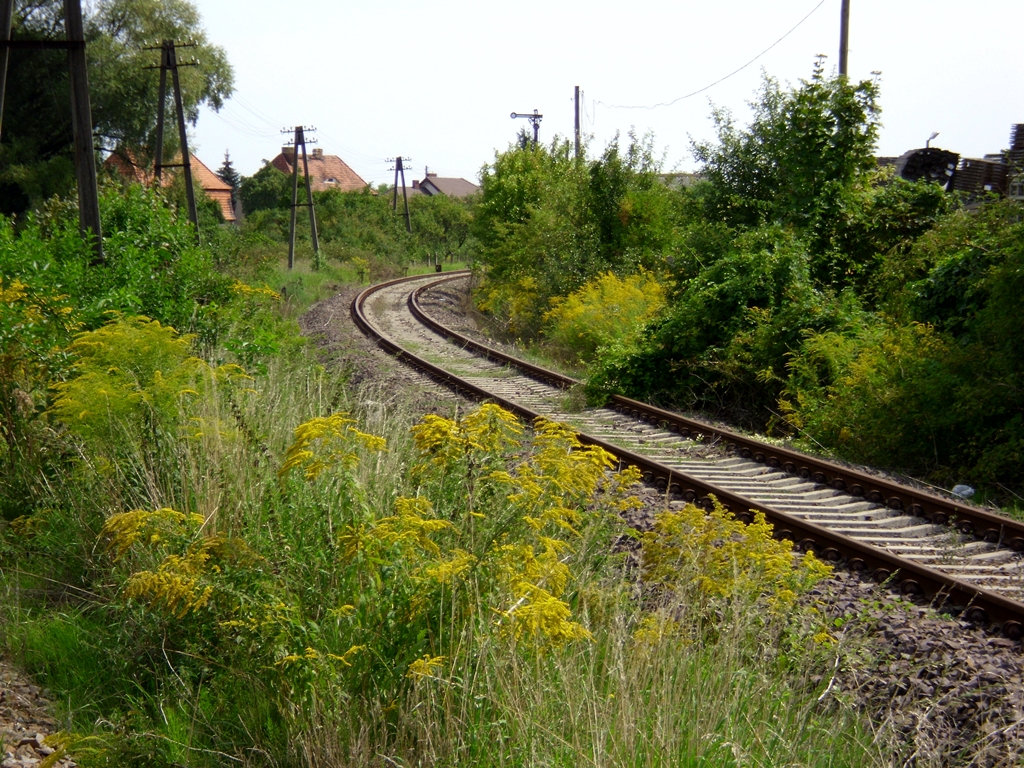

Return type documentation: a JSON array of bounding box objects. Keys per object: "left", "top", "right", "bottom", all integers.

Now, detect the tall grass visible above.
[{"left": 0, "top": 293, "right": 889, "bottom": 767}]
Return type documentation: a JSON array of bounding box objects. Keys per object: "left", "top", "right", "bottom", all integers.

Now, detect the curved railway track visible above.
[{"left": 352, "top": 270, "right": 1024, "bottom": 640}]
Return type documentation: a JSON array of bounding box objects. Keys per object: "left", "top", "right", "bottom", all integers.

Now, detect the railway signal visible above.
[{"left": 511, "top": 109, "right": 543, "bottom": 146}]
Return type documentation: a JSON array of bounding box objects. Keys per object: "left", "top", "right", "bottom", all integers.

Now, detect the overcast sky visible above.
[{"left": 189, "top": 0, "right": 1023, "bottom": 188}]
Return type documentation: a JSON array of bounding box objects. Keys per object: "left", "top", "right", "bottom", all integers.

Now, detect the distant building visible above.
[
  {"left": 104, "top": 150, "right": 236, "bottom": 222},
  {"left": 953, "top": 157, "right": 1008, "bottom": 198},
  {"left": 269, "top": 147, "right": 367, "bottom": 193},
  {"left": 658, "top": 172, "right": 702, "bottom": 190},
  {"left": 411, "top": 170, "right": 480, "bottom": 198},
  {"left": 1005, "top": 124, "right": 1024, "bottom": 201}
]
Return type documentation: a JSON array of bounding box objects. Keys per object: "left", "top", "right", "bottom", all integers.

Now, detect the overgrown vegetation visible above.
[
  {"left": 4, "top": 22, "right": 1022, "bottom": 759},
  {"left": 473, "top": 59, "right": 1020, "bottom": 502},
  {"left": 0, "top": 176, "right": 893, "bottom": 765},
  {"left": 237, "top": 161, "right": 477, "bottom": 277}
]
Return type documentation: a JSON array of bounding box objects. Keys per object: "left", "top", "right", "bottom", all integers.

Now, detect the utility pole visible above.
[
  {"left": 282, "top": 125, "right": 320, "bottom": 270},
  {"left": 65, "top": 0, "right": 102, "bottom": 260},
  {"left": 150, "top": 39, "right": 199, "bottom": 243},
  {"left": 510, "top": 109, "right": 543, "bottom": 146},
  {"left": 574, "top": 86, "right": 580, "bottom": 159},
  {"left": 389, "top": 155, "right": 412, "bottom": 233},
  {"left": 0, "top": 0, "right": 12, "bottom": 139},
  {"left": 0, "top": 0, "right": 102, "bottom": 259},
  {"left": 838, "top": 0, "right": 850, "bottom": 77}
]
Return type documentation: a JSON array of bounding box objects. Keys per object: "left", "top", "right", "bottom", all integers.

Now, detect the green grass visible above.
[{"left": 0, "top": 262, "right": 897, "bottom": 768}]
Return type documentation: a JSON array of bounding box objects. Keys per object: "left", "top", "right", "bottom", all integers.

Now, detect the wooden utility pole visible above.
[
  {"left": 0, "top": 0, "right": 12, "bottom": 139},
  {"left": 390, "top": 156, "right": 411, "bottom": 233},
  {"left": 284, "top": 125, "right": 320, "bottom": 270},
  {"left": 838, "top": 0, "right": 850, "bottom": 77},
  {"left": 574, "top": 86, "right": 580, "bottom": 159},
  {"left": 152, "top": 40, "right": 199, "bottom": 244},
  {"left": 65, "top": 0, "right": 102, "bottom": 259}
]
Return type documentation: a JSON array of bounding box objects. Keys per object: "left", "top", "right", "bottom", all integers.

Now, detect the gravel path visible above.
[{"left": 0, "top": 665, "right": 74, "bottom": 767}]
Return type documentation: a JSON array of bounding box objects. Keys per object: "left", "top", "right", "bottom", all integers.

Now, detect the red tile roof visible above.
[
  {"left": 270, "top": 147, "right": 367, "bottom": 193},
  {"left": 104, "top": 150, "right": 236, "bottom": 222}
]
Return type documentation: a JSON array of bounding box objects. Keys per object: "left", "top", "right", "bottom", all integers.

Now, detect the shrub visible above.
[
  {"left": 781, "top": 319, "right": 965, "bottom": 476},
  {"left": 0, "top": 184, "right": 234, "bottom": 339},
  {"left": 50, "top": 314, "right": 247, "bottom": 470},
  {"left": 0, "top": 276, "right": 80, "bottom": 519},
  {"left": 543, "top": 270, "right": 666, "bottom": 363}
]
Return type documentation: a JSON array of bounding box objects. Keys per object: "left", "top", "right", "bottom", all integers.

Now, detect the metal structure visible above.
[
  {"left": 282, "top": 125, "right": 320, "bottom": 270},
  {"left": 0, "top": 0, "right": 102, "bottom": 260},
  {"left": 511, "top": 109, "right": 543, "bottom": 146},
  {"left": 388, "top": 155, "right": 412, "bottom": 233},
  {"left": 148, "top": 39, "right": 199, "bottom": 243},
  {"left": 895, "top": 147, "right": 959, "bottom": 189}
]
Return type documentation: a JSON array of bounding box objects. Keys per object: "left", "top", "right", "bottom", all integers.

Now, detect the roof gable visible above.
[
  {"left": 270, "top": 149, "right": 368, "bottom": 193},
  {"left": 418, "top": 175, "right": 480, "bottom": 197},
  {"left": 104, "top": 150, "right": 236, "bottom": 222}
]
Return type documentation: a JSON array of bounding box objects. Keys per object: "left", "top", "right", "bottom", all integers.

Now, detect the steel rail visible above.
[
  {"left": 352, "top": 271, "right": 1024, "bottom": 638},
  {"left": 406, "top": 274, "right": 1024, "bottom": 554}
]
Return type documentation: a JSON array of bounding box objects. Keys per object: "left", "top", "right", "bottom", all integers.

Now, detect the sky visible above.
[{"left": 189, "top": 0, "right": 1024, "bottom": 188}]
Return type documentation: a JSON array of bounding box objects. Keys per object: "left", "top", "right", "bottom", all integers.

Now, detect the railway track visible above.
[{"left": 352, "top": 270, "right": 1024, "bottom": 639}]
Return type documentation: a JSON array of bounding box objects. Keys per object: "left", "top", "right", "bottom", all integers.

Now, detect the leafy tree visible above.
[
  {"left": 409, "top": 192, "right": 475, "bottom": 264},
  {"left": 586, "top": 130, "right": 677, "bottom": 272},
  {"left": 238, "top": 161, "right": 293, "bottom": 216},
  {"left": 692, "top": 58, "right": 893, "bottom": 288},
  {"left": 474, "top": 133, "right": 680, "bottom": 334},
  {"left": 694, "top": 57, "right": 879, "bottom": 233},
  {"left": 1, "top": 0, "right": 233, "bottom": 215}
]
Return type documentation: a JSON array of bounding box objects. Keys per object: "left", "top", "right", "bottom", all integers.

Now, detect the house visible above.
[
  {"left": 658, "top": 172, "right": 702, "bottom": 190},
  {"left": 411, "top": 171, "right": 479, "bottom": 198},
  {"left": 104, "top": 151, "right": 237, "bottom": 222},
  {"left": 269, "top": 147, "right": 367, "bottom": 193}
]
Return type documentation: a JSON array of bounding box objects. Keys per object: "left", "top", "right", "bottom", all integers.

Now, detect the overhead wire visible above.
[
  {"left": 595, "top": 0, "right": 828, "bottom": 111},
  {"left": 231, "top": 95, "right": 286, "bottom": 129},
  {"left": 210, "top": 107, "right": 279, "bottom": 140}
]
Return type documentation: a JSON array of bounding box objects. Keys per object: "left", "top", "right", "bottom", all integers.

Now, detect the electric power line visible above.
[
  {"left": 596, "top": 0, "right": 828, "bottom": 112},
  {"left": 211, "top": 108, "right": 280, "bottom": 140}
]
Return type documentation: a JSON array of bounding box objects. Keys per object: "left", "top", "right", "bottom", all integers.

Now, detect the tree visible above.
[
  {"left": 409, "top": 193, "right": 474, "bottom": 265},
  {"left": 0, "top": 0, "right": 234, "bottom": 215},
  {"left": 217, "top": 150, "right": 240, "bottom": 216},
  {"left": 692, "top": 58, "right": 880, "bottom": 258},
  {"left": 216, "top": 150, "right": 240, "bottom": 192},
  {"left": 238, "top": 161, "right": 293, "bottom": 215}
]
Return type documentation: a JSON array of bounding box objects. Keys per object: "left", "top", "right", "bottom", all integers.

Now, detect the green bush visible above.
[
  {"left": 0, "top": 183, "right": 233, "bottom": 339},
  {"left": 586, "top": 226, "right": 863, "bottom": 423},
  {"left": 543, "top": 270, "right": 666, "bottom": 363},
  {"left": 474, "top": 132, "right": 680, "bottom": 336},
  {"left": 781, "top": 199, "right": 1024, "bottom": 494}
]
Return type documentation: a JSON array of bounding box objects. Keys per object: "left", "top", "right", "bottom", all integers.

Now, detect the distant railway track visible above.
[{"left": 352, "top": 270, "right": 1024, "bottom": 639}]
